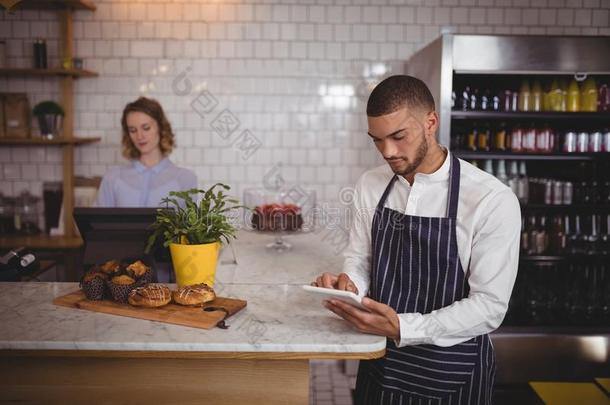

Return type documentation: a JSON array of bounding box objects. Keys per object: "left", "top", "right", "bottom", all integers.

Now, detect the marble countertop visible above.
[{"left": 0, "top": 282, "right": 386, "bottom": 356}]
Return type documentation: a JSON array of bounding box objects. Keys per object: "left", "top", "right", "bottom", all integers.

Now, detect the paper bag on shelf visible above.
[{"left": 2, "top": 93, "right": 31, "bottom": 138}]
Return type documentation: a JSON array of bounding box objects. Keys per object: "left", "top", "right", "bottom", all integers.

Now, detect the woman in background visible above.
[{"left": 96, "top": 97, "right": 197, "bottom": 207}]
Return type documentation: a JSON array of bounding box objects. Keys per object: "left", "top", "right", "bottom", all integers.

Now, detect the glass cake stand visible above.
[{"left": 243, "top": 187, "right": 316, "bottom": 253}]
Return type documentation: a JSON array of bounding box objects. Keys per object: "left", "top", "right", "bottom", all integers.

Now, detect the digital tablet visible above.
[{"left": 302, "top": 285, "right": 369, "bottom": 311}]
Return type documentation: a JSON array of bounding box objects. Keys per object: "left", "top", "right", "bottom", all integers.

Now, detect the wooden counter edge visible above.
[{"left": 0, "top": 348, "right": 386, "bottom": 360}]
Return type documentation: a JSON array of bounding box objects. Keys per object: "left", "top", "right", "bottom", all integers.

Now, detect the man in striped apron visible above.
[{"left": 314, "top": 75, "right": 520, "bottom": 404}]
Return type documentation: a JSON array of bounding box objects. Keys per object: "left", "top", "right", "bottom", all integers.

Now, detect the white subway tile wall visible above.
[{"left": 1, "top": 0, "right": 609, "bottom": 203}]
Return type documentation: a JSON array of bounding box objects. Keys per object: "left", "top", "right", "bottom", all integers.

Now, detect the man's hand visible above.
[
  {"left": 312, "top": 272, "right": 358, "bottom": 294},
  {"left": 324, "top": 297, "right": 400, "bottom": 341}
]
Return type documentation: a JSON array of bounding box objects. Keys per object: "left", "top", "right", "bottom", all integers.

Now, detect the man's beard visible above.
[{"left": 388, "top": 136, "right": 428, "bottom": 177}]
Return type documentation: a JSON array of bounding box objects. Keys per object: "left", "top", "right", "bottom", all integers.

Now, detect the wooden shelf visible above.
[
  {"left": 0, "top": 235, "right": 82, "bottom": 249},
  {"left": 0, "top": 68, "right": 98, "bottom": 78},
  {"left": 454, "top": 151, "right": 609, "bottom": 161},
  {"left": 11, "top": 0, "right": 96, "bottom": 11},
  {"left": 0, "top": 136, "right": 100, "bottom": 146}
]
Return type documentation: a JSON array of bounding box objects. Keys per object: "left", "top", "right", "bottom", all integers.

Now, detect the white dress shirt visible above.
[{"left": 343, "top": 150, "right": 521, "bottom": 348}]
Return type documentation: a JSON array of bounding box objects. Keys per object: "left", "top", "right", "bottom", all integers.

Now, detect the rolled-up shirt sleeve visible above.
[
  {"left": 395, "top": 189, "right": 521, "bottom": 347},
  {"left": 342, "top": 175, "right": 374, "bottom": 299}
]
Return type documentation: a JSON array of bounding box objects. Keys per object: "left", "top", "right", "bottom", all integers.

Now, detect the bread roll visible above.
[{"left": 172, "top": 283, "right": 216, "bottom": 306}]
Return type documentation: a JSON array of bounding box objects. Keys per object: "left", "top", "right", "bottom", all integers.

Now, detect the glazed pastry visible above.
[
  {"left": 128, "top": 284, "right": 171, "bottom": 308},
  {"left": 172, "top": 283, "right": 216, "bottom": 306},
  {"left": 107, "top": 275, "right": 137, "bottom": 303}
]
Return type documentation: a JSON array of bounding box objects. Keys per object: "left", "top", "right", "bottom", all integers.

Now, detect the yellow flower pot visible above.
[{"left": 169, "top": 241, "right": 221, "bottom": 287}]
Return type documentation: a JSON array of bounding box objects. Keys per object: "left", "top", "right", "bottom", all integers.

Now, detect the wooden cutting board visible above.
[{"left": 53, "top": 290, "right": 247, "bottom": 330}]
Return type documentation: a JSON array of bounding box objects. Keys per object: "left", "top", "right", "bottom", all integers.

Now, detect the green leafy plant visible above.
[
  {"left": 32, "top": 100, "right": 65, "bottom": 116},
  {"left": 145, "top": 184, "right": 245, "bottom": 252}
]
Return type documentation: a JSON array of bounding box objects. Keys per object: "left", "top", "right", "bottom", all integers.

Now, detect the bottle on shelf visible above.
[
  {"left": 535, "top": 124, "right": 553, "bottom": 153},
  {"left": 507, "top": 161, "right": 519, "bottom": 197},
  {"left": 586, "top": 214, "right": 600, "bottom": 255},
  {"left": 563, "top": 181, "right": 573, "bottom": 205},
  {"left": 563, "top": 214, "right": 572, "bottom": 253},
  {"left": 531, "top": 80, "right": 543, "bottom": 112},
  {"left": 495, "top": 159, "right": 509, "bottom": 186},
  {"left": 522, "top": 124, "right": 537, "bottom": 152},
  {"left": 520, "top": 216, "right": 529, "bottom": 254},
  {"left": 481, "top": 89, "right": 490, "bottom": 111},
  {"left": 566, "top": 78, "right": 581, "bottom": 112},
  {"left": 549, "top": 216, "right": 565, "bottom": 256},
  {"left": 482, "top": 160, "right": 494, "bottom": 175},
  {"left": 558, "top": 78, "right": 568, "bottom": 112},
  {"left": 467, "top": 126, "right": 478, "bottom": 151},
  {"left": 570, "top": 214, "right": 584, "bottom": 255},
  {"left": 470, "top": 88, "right": 479, "bottom": 110},
  {"left": 534, "top": 215, "right": 549, "bottom": 255},
  {"left": 601, "top": 213, "right": 610, "bottom": 255},
  {"left": 517, "top": 161, "right": 529, "bottom": 204},
  {"left": 552, "top": 180, "right": 563, "bottom": 205},
  {"left": 461, "top": 86, "right": 471, "bottom": 111},
  {"left": 493, "top": 122, "right": 507, "bottom": 151},
  {"left": 581, "top": 77, "right": 598, "bottom": 112},
  {"left": 492, "top": 92, "right": 500, "bottom": 111},
  {"left": 478, "top": 124, "right": 490, "bottom": 151},
  {"left": 518, "top": 80, "right": 532, "bottom": 112},
  {"left": 511, "top": 125, "right": 523, "bottom": 152},
  {"left": 547, "top": 79, "right": 562, "bottom": 112}
]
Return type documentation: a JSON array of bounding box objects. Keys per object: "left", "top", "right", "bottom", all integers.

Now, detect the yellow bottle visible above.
[
  {"left": 559, "top": 78, "right": 568, "bottom": 112},
  {"left": 580, "top": 77, "right": 598, "bottom": 112},
  {"left": 548, "top": 79, "right": 562, "bottom": 111},
  {"left": 532, "top": 81, "right": 543, "bottom": 112},
  {"left": 543, "top": 81, "right": 551, "bottom": 111},
  {"left": 518, "top": 80, "right": 532, "bottom": 112},
  {"left": 566, "top": 78, "right": 580, "bottom": 112}
]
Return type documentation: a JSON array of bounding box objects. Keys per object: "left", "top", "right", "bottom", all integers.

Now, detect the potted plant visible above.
[
  {"left": 146, "top": 184, "right": 243, "bottom": 287},
  {"left": 32, "top": 100, "right": 64, "bottom": 139}
]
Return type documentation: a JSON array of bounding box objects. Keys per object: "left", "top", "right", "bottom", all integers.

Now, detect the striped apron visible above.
[{"left": 355, "top": 154, "right": 495, "bottom": 405}]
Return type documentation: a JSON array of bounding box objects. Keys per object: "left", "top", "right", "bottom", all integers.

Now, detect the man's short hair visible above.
[{"left": 366, "top": 75, "right": 435, "bottom": 117}]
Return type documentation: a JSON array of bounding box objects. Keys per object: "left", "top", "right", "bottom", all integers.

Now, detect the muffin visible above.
[
  {"left": 80, "top": 271, "right": 108, "bottom": 301},
  {"left": 126, "top": 260, "right": 154, "bottom": 285},
  {"left": 99, "top": 260, "right": 121, "bottom": 276},
  {"left": 107, "top": 274, "right": 137, "bottom": 303}
]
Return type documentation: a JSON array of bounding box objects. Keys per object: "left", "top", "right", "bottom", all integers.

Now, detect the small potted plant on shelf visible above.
[
  {"left": 32, "top": 100, "right": 64, "bottom": 139},
  {"left": 146, "top": 184, "right": 243, "bottom": 287}
]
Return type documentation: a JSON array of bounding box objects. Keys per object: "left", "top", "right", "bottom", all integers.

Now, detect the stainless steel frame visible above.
[{"left": 405, "top": 34, "right": 610, "bottom": 383}]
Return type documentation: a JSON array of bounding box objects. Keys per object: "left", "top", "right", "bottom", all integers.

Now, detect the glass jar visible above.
[
  {"left": 14, "top": 190, "right": 42, "bottom": 235},
  {"left": 0, "top": 193, "right": 16, "bottom": 234}
]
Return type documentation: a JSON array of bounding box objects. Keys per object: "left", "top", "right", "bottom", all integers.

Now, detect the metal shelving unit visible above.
[{"left": 406, "top": 34, "right": 610, "bottom": 384}]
